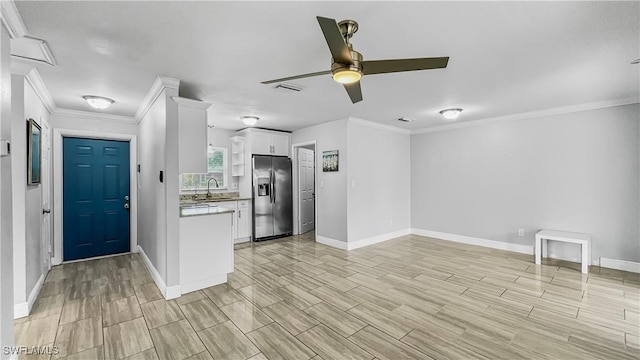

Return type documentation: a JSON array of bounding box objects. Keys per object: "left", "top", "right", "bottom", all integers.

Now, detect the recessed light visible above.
[
  {"left": 439, "top": 108, "right": 463, "bottom": 120},
  {"left": 241, "top": 116, "right": 259, "bottom": 126},
  {"left": 632, "top": 59, "right": 640, "bottom": 64},
  {"left": 397, "top": 117, "right": 414, "bottom": 122},
  {"left": 83, "top": 95, "right": 114, "bottom": 110}
]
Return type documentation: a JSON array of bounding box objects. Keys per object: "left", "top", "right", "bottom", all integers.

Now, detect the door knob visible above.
[{"left": 124, "top": 195, "right": 129, "bottom": 201}]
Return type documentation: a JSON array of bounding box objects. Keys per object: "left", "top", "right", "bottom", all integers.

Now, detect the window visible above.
[{"left": 181, "top": 146, "right": 227, "bottom": 191}]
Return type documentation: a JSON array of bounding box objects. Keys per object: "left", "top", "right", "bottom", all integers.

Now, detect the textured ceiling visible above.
[{"left": 15, "top": 1, "right": 640, "bottom": 131}]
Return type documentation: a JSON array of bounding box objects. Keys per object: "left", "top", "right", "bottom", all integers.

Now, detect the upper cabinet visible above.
[
  {"left": 240, "top": 128, "right": 290, "bottom": 156},
  {"left": 174, "top": 97, "right": 212, "bottom": 173}
]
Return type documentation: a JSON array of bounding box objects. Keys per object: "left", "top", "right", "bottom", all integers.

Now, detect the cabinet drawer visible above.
[{"left": 237, "top": 200, "right": 249, "bottom": 208}]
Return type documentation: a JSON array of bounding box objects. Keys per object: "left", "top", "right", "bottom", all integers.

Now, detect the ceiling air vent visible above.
[
  {"left": 275, "top": 83, "right": 303, "bottom": 92},
  {"left": 397, "top": 117, "right": 414, "bottom": 123}
]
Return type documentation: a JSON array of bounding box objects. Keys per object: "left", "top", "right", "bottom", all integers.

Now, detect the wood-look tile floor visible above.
[{"left": 15, "top": 233, "right": 640, "bottom": 360}]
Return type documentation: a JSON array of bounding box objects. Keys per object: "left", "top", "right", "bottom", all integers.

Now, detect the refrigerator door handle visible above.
[
  {"left": 270, "top": 169, "right": 275, "bottom": 204},
  {"left": 272, "top": 170, "right": 276, "bottom": 204}
]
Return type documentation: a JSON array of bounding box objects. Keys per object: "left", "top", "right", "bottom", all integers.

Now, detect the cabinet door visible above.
[
  {"left": 217, "top": 201, "right": 237, "bottom": 240},
  {"left": 271, "top": 133, "right": 290, "bottom": 156},
  {"left": 250, "top": 131, "right": 272, "bottom": 155},
  {"left": 237, "top": 201, "right": 250, "bottom": 239}
]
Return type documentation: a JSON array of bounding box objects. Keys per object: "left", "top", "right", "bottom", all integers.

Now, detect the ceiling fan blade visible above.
[
  {"left": 362, "top": 57, "right": 449, "bottom": 75},
  {"left": 317, "top": 16, "right": 353, "bottom": 64},
  {"left": 343, "top": 81, "right": 363, "bottom": 103},
  {"left": 261, "top": 70, "right": 331, "bottom": 84}
]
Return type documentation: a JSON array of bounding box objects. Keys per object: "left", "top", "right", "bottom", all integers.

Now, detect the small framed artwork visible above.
[
  {"left": 322, "top": 150, "right": 339, "bottom": 172},
  {"left": 27, "top": 118, "right": 41, "bottom": 185}
]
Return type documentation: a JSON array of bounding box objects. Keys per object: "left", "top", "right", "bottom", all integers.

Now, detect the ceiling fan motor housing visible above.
[{"left": 331, "top": 49, "right": 363, "bottom": 75}]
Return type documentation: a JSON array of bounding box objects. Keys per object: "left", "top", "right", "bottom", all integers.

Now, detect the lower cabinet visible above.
[{"left": 218, "top": 200, "right": 252, "bottom": 243}]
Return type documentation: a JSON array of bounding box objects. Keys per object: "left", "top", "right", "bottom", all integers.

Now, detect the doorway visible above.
[
  {"left": 62, "top": 137, "right": 131, "bottom": 261},
  {"left": 292, "top": 141, "right": 317, "bottom": 236}
]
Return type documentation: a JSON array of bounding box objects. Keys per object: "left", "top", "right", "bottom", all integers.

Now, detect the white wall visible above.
[
  {"left": 11, "top": 74, "right": 50, "bottom": 310},
  {"left": 347, "top": 120, "right": 411, "bottom": 242},
  {"left": 411, "top": 104, "right": 640, "bottom": 263},
  {"left": 0, "top": 22, "right": 15, "bottom": 358},
  {"left": 292, "top": 119, "right": 348, "bottom": 242},
  {"left": 138, "top": 92, "right": 168, "bottom": 282}
]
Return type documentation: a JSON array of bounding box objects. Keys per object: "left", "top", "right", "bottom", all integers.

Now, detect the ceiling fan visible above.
[{"left": 261, "top": 16, "right": 450, "bottom": 104}]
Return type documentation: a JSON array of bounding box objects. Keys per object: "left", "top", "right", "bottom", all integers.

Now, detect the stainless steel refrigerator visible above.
[{"left": 252, "top": 155, "right": 293, "bottom": 241}]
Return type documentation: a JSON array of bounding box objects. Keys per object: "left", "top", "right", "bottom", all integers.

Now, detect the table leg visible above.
[
  {"left": 535, "top": 236, "right": 541, "bottom": 265},
  {"left": 543, "top": 239, "right": 548, "bottom": 259},
  {"left": 581, "top": 243, "right": 588, "bottom": 274}
]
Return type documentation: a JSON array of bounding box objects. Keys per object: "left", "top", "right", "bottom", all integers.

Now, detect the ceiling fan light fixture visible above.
[
  {"left": 332, "top": 68, "right": 362, "bottom": 84},
  {"left": 241, "top": 116, "right": 259, "bottom": 126},
  {"left": 439, "top": 108, "right": 463, "bottom": 120},
  {"left": 83, "top": 95, "right": 114, "bottom": 110}
]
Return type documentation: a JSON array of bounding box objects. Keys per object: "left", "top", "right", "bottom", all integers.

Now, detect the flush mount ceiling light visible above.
[
  {"left": 439, "top": 108, "right": 463, "bottom": 120},
  {"left": 241, "top": 116, "right": 259, "bottom": 126},
  {"left": 83, "top": 95, "right": 114, "bottom": 110}
]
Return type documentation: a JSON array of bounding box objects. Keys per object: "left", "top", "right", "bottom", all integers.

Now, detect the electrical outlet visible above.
[{"left": 517, "top": 228, "right": 525, "bottom": 237}]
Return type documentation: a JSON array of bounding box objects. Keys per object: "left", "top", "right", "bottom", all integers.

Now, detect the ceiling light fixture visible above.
[
  {"left": 83, "top": 95, "right": 114, "bottom": 110},
  {"left": 241, "top": 116, "right": 259, "bottom": 126},
  {"left": 332, "top": 67, "right": 362, "bottom": 84},
  {"left": 439, "top": 108, "right": 463, "bottom": 120}
]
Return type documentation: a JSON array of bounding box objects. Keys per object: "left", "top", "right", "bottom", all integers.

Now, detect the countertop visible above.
[{"left": 180, "top": 203, "right": 235, "bottom": 217}]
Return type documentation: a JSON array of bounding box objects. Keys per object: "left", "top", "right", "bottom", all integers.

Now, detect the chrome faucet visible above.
[{"left": 207, "top": 177, "right": 219, "bottom": 198}]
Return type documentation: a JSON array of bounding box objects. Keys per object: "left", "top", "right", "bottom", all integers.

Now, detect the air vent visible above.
[
  {"left": 275, "top": 83, "right": 303, "bottom": 92},
  {"left": 397, "top": 117, "right": 414, "bottom": 122}
]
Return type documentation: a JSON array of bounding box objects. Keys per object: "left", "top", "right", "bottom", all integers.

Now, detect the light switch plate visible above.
[{"left": 0, "top": 139, "right": 9, "bottom": 156}]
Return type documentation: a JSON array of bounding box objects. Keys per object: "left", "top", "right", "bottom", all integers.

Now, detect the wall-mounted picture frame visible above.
[
  {"left": 27, "top": 118, "right": 41, "bottom": 185},
  {"left": 322, "top": 150, "right": 339, "bottom": 172}
]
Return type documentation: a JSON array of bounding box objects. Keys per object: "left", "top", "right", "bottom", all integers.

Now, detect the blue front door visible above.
[{"left": 63, "top": 137, "right": 130, "bottom": 261}]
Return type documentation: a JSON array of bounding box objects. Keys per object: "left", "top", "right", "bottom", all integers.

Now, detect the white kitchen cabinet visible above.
[
  {"left": 216, "top": 201, "right": 237, "bottom": 240},
  {"left": 231, "top": 136, "right": 245, "bottom": 177},
  {"left": 236, "top": 200, "right": 251, "bottom": 242},
  {"left": 180, "top": 212, "right": 233, "bottom": 294},
  {"left": 243, "top": 129, "right": 291, "bottom": 156},
  {"left": 174, "top": 97, "right": 212, "bottom": 173}
]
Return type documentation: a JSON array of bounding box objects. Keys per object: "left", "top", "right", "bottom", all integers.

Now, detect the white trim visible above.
[
  {"left": 53, "top": 108, "right": 136, "bottom": 124},
  {"left": 181, "top": 274, "right": 227, "bottom": 294},
  {"left": 599, "top": 258, "right": 640, "bottom": 274},
  {"left": 52, "top": 129, "right": 138, "bottom": 266},
  {"left": 25, "top": 68, "right": 55, "bottom": 114},
  {"left": 62, "top": 252, "right": 132, "bottom": 264},
  {"left": 135, "top": 76, "right": 180, "bottom": 122},
  {"left": 412, "top": 97, "right": 640, "bottom": 134},
  {"left": 291, "top": 140, "right": 318, "bottom": 238},
  {"left": 348, "top": 117, "right": 411, "bottom": 135},
  {"left": 138, "top": 245, "right": 179, "bottom": 300},
  {"left": 316, "top": 236, "right": 348, "bottom": 250},
  {"left": 14, "top": 272, "right": 45, "bottom": 319},
  {"left": 0, "top": 0, "right": 27, "bottom": 39},
  {"left": 411, "top": 228, "right": 533, "bottom": 255},
  {"left": 348, "top": 228, "right": 411, "bottom": 250},
  {"left": 171, "top": 96, "right": 211, "bottom": 110}
]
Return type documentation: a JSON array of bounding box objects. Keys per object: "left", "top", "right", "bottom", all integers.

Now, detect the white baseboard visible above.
[
  {"left": 348, "top": 228, "right": 411, "bottom": 250},
  {"left": 14, "top": 272, "right": 46, "bottom": 319},
  {"left": 234, "top": 237, "right": 251, "bottom": 244},
  {"left": 181, "top": 274, "right": 227, "bottom": 294},
  {"left": 411, "top": 228, "right": 533, "bottom": 255},
  {"left": 137, "top": 245, "right": 180, "bottom": 300},
  {"left": 599, "top": 257, "right": 640, "bottom": 274},
  {"left": 316, "top": 236, "right": 348, "bottom": 250}
]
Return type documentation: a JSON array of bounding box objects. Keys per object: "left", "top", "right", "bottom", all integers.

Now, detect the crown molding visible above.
[
  {"left": 0, "top": 0, "right": 26, "bottom": 39},
  {"left": 135, "top": 76, "right": 180, "bottom": 122},
  {"left": 11, "top": 63, "right": 56, "bottom": 114},
  {"left": 53, "top": 108, "right": 137, "bottom": 124},
  {"left": 347, "top": 117, "right": 411, "bottom": 135},
  {"left": 172, "top": 96, "right": 211, "bottom": 110},
  {"left": 412, "top": 97, "right": 640, "bottom": 135}
]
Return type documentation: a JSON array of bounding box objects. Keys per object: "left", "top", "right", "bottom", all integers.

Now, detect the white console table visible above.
[{"left": 535, "top": 229, "right": 591, "bottom": 274}]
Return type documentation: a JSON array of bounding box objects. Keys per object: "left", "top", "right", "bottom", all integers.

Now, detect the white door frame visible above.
[
  {"left": 291, "top": 141, "right": 317, "bottom": 238},
  {"left": 40, "top": 118, "right": 52, "bottom": 271},
  {"left": 52, "top": 128, "right": 138, "bottom": 266}
]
